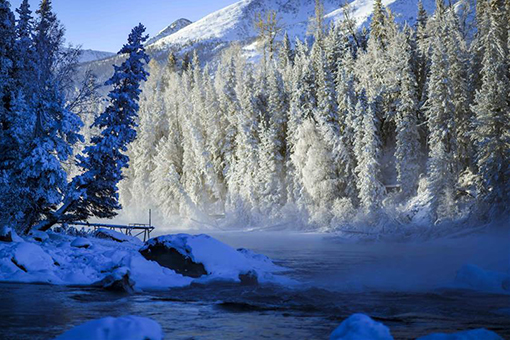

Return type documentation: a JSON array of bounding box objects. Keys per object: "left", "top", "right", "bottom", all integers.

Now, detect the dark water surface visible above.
[{"left": 1, "top": 231, "right": 509, "bottom": 339}]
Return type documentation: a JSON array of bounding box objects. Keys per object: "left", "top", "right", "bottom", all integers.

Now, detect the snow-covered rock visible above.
[
  {"left": 13, "top": 242, "right": 55, "bottom": 272},
  {"left": 330, "top": 314, "right": 394, "bottom": 340},
  {"left": 94, "top": 267, "right": 136, "bottom": 293},
  {"left": 0, "top": 226, "right": 13, "bottom": 242},
  {"left": 29, "top": 230, "right": 49, "bottom": 242},
  {"left": 139, "top": 234, "right": 286, "bottom": 283},
  {"left": 0, "top": 231, "right": 288, "bottom": 289},
  {"left": 70, "top": 237, "right": 92, "bottom": 249},
  {"left": 94, "top": 228, "right": 142, "bottom": 244},
  {"left": 454, "top": 264, "right": 510, "bottom": 294},
  {"left": 54, "top": 315, "right": 164, "bottom": 340},
  {"left": 417, "top": 329, "right": 503, "bottom": 340}
]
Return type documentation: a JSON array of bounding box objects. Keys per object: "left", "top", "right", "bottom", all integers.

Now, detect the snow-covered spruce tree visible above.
[
  {"left": 36, "top": 24, "right": 150, "bottom": 231},
  {"left": 393, "top": 29, "right": 421, "bottom": 198},
  {"left": 445, "top": 10, "right": 472, "bottom": 171},
  {"left": 335, "top": 68, "right": 358, "bottom": 202},
  {"left": 355, "top": 95, "right": 385, "bottom": 216},
  {"left": 17, "top": 0, "right": 83, "bottom": 232},
  {"left": 314, "top": 45, "right": 351, "bottom": 202},
  {"left": 214, "top": 49, "right": 238, "bottom": 206},
  {"left": 471, "top": 0, "right": 510, "bottom": 212},
  {"left": 0, "top": 0, "right": 17, "bottom": 226},
  {"left": 425, "top": 24, "right": 458, "bottom": 223},
  {"left": 231, "top": 59, "right": 259, "bottom": 210},
  {"left": 285, "top": 39, "right": 307, "bottom": 205},
  {"left": 128, "top": 59, "right": 163, "bottom": 211}
]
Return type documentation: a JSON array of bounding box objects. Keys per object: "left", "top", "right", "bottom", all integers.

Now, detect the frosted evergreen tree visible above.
[
  {"left": 18, "top": 0, "right": 83, "bottom": 231},
  {"left": 232, "top": 60, "right": 259, "bottom": 209},
  {"left": 471, "top": 0, "right": 510, "bottom": 210},
  {"left": 257, "top": 117, "right": 284, "bottom": 215},
  {"left": 426, "top": 24, "right": 458, "bottom": 223},
  {"left": 356, "top": 96, "right": 385, "bottom": 215},
  {"left": 445, "top": 11, "right": 472, "bottom": 170},
  {"left": 335, "top": 68, "right": 358, "bottom": 201},
  {"left": 394, "top": 30, "right": 421, "bottom": 198}
]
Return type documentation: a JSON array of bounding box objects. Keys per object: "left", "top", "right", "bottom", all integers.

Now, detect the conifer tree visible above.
[
  {"left": 356, "top": 96, "right": 385, "bottom": 215},
  {"left": 471, "top": 0, "right": 510, "bottom": 210},
  {"left": 426, "top": 24, "right": 458, "bottom": 222},
  {"left": 36, "top": 24, "right": 150, "bottom": 231},
  {"left": 394, "top": 31, "right": 421, "bottom": 197}
]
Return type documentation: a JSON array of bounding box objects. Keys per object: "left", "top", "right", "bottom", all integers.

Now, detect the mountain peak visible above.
[{"left": 147, "top": 18, "right": 192, "bottom": 46}]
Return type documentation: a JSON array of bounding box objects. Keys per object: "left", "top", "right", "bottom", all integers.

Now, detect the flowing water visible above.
[{"left": 1, "top": 231, "right": 509, "bottom": 339}]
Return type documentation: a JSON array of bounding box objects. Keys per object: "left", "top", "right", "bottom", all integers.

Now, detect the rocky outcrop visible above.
[{"left": 139, "top": 241, "right": 207, "bottom": 278}]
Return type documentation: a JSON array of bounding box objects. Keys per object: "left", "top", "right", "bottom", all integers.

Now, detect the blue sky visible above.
[{"left": 9, "top": 0, "right": 239, "bottom": 52}]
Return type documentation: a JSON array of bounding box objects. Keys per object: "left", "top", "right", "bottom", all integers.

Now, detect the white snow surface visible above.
[
  {"left": 94, "top": 228, "right": 143, "bottom": 244},
  {"left": 330, "top": 313, "right": 394, "bottom": 340},
  {"left": 417, "top": 329, "right": 503, "bottom": 340},
  {"left": 54, "top": 315, "right": 163, "bottom": 340},
  {"left": 148, "top": 0, "right": 458, "bottom": 51},
  {"left": 0, "top": 231, "right": 288, "bottom": 289}
]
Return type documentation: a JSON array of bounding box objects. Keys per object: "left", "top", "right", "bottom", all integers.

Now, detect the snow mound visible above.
[
  {"left": 140, "top": 234, "right": 287, "bottom": 283},
  {"left": 330, "top": 314, "right": 393, "bottom": 340},
  {"left": 417, "top": 329, "right": 503, "bottom": 340},
  {"left": 70, "top": 237, "right": 91, "bottom": 248},
  {"left": 94, "top": 228, "right": 142, "bottom": 244},
  {"left": 54, "top": 315, "right": 163, "bottom": 340},
  {"left": 454, "top": 264, "right": 510, "bottom": 294},
  {"left": 13, "top": 242, "right": 55, "bottom": 272}
]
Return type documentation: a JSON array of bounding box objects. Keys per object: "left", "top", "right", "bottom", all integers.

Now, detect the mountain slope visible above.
[
  {"left": 78, "top": 49, "right": 115, "bottom": 64},
  {"left": 147, "top": 0, "right": 446, "bottom": 52}
]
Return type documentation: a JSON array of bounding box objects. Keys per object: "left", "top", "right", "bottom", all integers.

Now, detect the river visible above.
[{"left": 1, "top": 231, "right": 509, "bottom": 339}]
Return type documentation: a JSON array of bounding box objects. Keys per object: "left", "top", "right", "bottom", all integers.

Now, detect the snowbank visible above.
[
  {"left": 54, "top": 315, "right": 163, "bottom": 340},
  {"left": 330, "top": 314, "right": 393, "bottom": 340},
  {"left": 417, "top": 329, "right": 503, "bottom": 340},
  {"left": 0, "top": 231, "right": 289, "bottom": 289},
  {"left": 454, "top": 264, "right": 510, "bottom": 294}
]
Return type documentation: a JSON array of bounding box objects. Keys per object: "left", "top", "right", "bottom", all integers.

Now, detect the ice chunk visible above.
[
  {"left": 54, "top": 315, "right": 164, "bottom": 340},
  {"left": 330, "top": 314, "right": 393, "bottom": 340}
]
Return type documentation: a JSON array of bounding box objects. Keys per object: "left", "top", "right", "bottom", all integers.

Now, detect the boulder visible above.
[
  {"left": 0, "top": 226, "right": 12, "bottom": 242},
  {"left": 239, "top": 270, "right": 258, "bottom": 286},
  {"left": 71, "top": 237, "right": 92, "bottom": 249},
  {"left": 139, "top": 239, "right": 207, "bottom": 278},
  {"left": 95, "top": 268, "right": 135, "bottom": 294}
]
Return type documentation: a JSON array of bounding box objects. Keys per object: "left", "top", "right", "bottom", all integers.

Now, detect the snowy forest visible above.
[
  {"left": 119, "top": 0, "right": 509, "bottom": 231},
  {"left": 0, "top": 0, "right": 150, "bottom": 234},
  {"left": 0, "top": 0, "right": 509, "bottom": 234}
]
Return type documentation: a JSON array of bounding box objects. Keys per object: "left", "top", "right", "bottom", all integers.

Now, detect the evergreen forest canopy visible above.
[
  {"left": 0, "top": 0, "right": 150, "bottom": 233},
  {"left": 121, "top": 0, "right": 509, "bottom": 231}
]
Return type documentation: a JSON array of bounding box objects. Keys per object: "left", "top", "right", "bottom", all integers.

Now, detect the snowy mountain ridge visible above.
[
  {"left": 146, "top": 18, "right": 193, "bottom": 46},
  {"left": 146, "top": 0, "right": 450, "bottom": 52}
]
